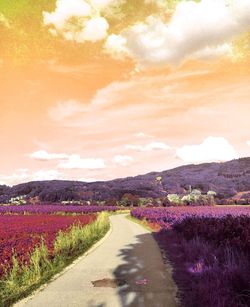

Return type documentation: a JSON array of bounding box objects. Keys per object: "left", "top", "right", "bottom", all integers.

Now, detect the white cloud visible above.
[
  {"left": 113, "top": 155, "right": 134, "bottom": 166},
  {"left": 58, "top": 154, "right": 106, "bottom": 169},
  {"left": 29, "top": 149, "right": 106, "bottom": 170},
  {"left": 29, "top": 150, "right": 68, "bottom": 161},
  {"left": 43, "top": 0, "right": 109, "bottom": 43},
  {"left": 135, "top": 132, "right": 147, "bottom": 138},
  {"left": 247, "top": 140, "right": 250, "bottom": 146},
  {"left": 177, "top": 136, "right": 239, "bottom": 163},
  {"left": 49, "top": 73, "right": 199, "bottom": 123},
  {"left": 91, "top": 81, "right": 133, "bottom": 107},
  {"left": 104, "top": 34, "right": 130, "bottom": 59},
  {"left": 48, "top": 100, "right": 86, "bottom": 121},
  {"left": 32, "top": 170, "right": 62, "bottom": 181},
  {"left": 48, "top": 82, "right": 134, "bottom": 122},
  {"left": 43, "top": 0, "right": 91, "bottom": 28},
  {"left": 0, "top": 169, "right": 29, "bottom": 185},
  {"left": 126, "top": 141, "right": 171, "bottom": 152},
  {"left": 0, "top": 169, "right": 62, "bottom": 185},
  {"left": 193, "top": 43, "right": 233, "bottom": 59},
  {"left": 147, "top": 142, "right": 171, "bottom": 150},
  {"left": 106, "top": 0, "right": 250, "bottom": 65},
  {"left": 80, "top": 17, "right": 109, "bottom": 41},
  {"left": 134, "top": 132, "right": 154, "bottom": 138}
]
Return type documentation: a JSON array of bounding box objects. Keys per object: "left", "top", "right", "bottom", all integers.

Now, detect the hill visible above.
[{"left": 1, "top": 157, "right": 250, "bottom": 204}]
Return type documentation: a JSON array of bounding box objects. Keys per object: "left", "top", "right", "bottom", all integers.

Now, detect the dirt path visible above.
[{"left": 16, "top": 214, "right": 177, "bottom": 307}]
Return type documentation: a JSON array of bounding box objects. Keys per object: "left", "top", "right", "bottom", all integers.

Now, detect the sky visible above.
[{"left": 0, "top": 0, "right": 250, "bottom": 186}]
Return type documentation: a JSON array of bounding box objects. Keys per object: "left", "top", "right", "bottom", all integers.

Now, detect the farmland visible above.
[
  {"left": 0, "top": 214, "right": 96, "bottom": 277},
  {"left": 1, "top": 0, "right": 250, "bottom": 305},
  {"left": 131, "top": 206, "right": 250, "bottom": 307},
  {"left": 0, "top": 209, "right": 110, "bottom": 306},
  {"left": 131, "top": 206, "right": 250, "bottom": 228},
  {"left": 0, "top": 203, "right": 249, "bottom": 306},
  {"left": 0, "top": 205, "right": 122, "bottom": 215}
]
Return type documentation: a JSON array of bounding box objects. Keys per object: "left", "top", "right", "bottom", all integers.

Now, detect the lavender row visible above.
[
  {"left": 131, "top": 206, "right": 250, "bottom": 306},
  {"left": 131, "top": 206, "right": 250, "bottom": 228},
  {"left": 0, "top": 205, "right": 123, "bottom": 215}
]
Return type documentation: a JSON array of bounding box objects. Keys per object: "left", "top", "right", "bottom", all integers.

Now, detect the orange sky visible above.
[{"left": 0, "top": 0, "right": 250, "bottom": 185}]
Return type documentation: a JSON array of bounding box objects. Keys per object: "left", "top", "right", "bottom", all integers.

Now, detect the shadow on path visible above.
[{"left": 113, "top": 233, "right": 177, "bottom": 307}]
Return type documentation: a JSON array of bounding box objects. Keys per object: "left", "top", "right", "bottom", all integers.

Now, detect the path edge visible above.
[{"left": 14, "top": 217, "right": 113, "bottom": 306}]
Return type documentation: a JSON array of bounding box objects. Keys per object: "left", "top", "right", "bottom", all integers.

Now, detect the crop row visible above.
[
  {"left": 130, "top": 206, "right": 250, "bottom": 307},
  {"left": 0, "top": 205, "right": 121, "bottom": 215},
  {"left": 174, "top": 215, "right": 250, "bottom": 253},
  {"left": 131, "top": 206, "right": 250, "bottom": 228},
  {"left": 0, "top": 214, "right": 96, "bottom": 277}
]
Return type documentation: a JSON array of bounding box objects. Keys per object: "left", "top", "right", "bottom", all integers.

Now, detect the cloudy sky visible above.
[{"left": 0, "top": 0, "right": 250, "bottom": 185}]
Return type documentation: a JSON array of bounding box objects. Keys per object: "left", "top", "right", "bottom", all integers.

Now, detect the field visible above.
[
  {"left": 131, "top": 206, "right": 250, "bottom": 228},
  {"left": 131, "top": 206, "right": 250, "bottom": 307},
  {"left": 0, "top": 208, "right": 110, "bottom": 306},
  {"left": 0, "top": 205, "right": 121, "bottom": 215},
  {"left": 0, "top": 214, "right": 96, "bottom": 277},
  {"left": 1, "top": 204, "right": 249, "bottom": 306}
]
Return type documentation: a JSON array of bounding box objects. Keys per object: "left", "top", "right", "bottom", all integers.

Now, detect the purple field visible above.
[
  {"left": 0, "top": 205, "right": 122, "bottom": 215},
  {"left": 131, "top": 206, "right": 250, "bottom": 228},
  {"left": 131, "top": 206, "right": 250, "bottom": 307}
]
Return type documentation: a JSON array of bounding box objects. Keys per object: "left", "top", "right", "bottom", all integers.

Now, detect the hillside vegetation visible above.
[{"left": 1, "top": 158, "right": 250, "bottom": 205}]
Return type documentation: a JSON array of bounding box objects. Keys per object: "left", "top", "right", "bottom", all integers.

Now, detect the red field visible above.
[{"left": 0, "top": 214, "right": 96, "bottom": 276}]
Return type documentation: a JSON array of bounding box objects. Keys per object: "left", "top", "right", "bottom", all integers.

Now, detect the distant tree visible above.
[
  {"left": 181, "top": 194, "right": 194, "bottom": 205},
  {"left": 190, "top": 189, "right": 202, "bottom": 196},
  {"left": 167, "top": 194, "right": 183, "bottom": 205},
  {"left": 9, "top": 195, "right": 27, "bottom": 205},
  {"left": 145, "top": 198, "right": 154, "bottom": 207},
  {"left": 161, "top": 197, "right": 171, "bottom": 207},
  {"left": 207, "top": 190, "right": 217, "bottom": 196},
  {"left": 119, "top": 193, "right": 140, "bottom": 206},
  {"left": 206, "top": 190, "right": 217, "bottom": 205},
  {"left": 28, "top": 196, "right": 40, "bottom": 205},
  {"left": 181, "top": 189, "right": 216, "bottom": 206},
  {"left": 138, "top": 198, "right": 147, "bottom": 207},
  {"left": 105, "top": 198, "right": 118, "bottom": 206},
  {"left": 155, "top": 176, "right": 162, "bottom": 183},
  {"left": 154, "top": 198, "right": 162, "bottom": 206}
]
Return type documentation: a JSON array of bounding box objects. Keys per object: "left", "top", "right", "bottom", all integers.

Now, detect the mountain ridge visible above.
[{"left": 1, "top": 157, "right": 250, "bottom": 204}]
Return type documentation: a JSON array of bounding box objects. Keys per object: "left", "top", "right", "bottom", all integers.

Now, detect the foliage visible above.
[
  {"left": 207, "top": 190, "right": 217, "bottom": 196},
  {"left": 167, "top": 194, "right": 182, "bottom": 204},
  {"left": 0, "top": 212, "right": 110, "bottom": 306},
  {"left": 131, "top": 206, "right": 250, "bottom": 307},
  {"left": 0, "top": 214, "right": 96, "bottom": 277},
  {"left": 174, "top": 215, "right": 250, "bottom": 253},
  {"left": 156, "top": 230, "right": 250, "bottom": 307},
  {"left": 190, "top": 189, "right": 201, "bottom": 196},
  {"left": 0, "top": 205, "right": 122, "bottom": 215},
  {"left": 9, "top": 195, "right": 27, "bottom": 205},
  {"left": 1, "top": 158, "right": 250, "bottom": 204},
  {"left": 131, "top": 206, "right": 250, "bottom": 228}
]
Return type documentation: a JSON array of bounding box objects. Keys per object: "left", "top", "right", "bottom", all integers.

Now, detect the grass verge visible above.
[
  {"left": 110, "top": 209, "right": 131, "bottom": 215},
  {"left": 0, "top": 212, "right": 110, "bottom": 307},
  {"left": 126, "top": 215, "right": 160, "bottom": 232}
]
